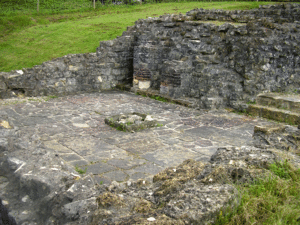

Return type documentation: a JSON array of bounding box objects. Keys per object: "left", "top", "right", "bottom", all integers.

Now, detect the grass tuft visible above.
[
  {"left": 75, "top": 164, "right": 87, "bottom": 174},
  {"left": 215, "top": 161, "right": 300, "bottom": 225},
  {"left": 43, "top": 95, "right": 58, "bottom": 101}
]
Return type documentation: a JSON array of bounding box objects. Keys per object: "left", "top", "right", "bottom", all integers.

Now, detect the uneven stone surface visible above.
[
  {"left": 257, "top": 93, "right": 300, "bottom": 113},
  {"left": 1, "top": 4, "right": 300, "bottom": 225},
  {"left": 104, "top": 113, "right": 159, "bottom": 132},
  {"left": 247, "top": 93, "right": 300, "bottom": 125},
  {"left": 88, "top": 145, "right": 297, "bottom": 225},
  {"left": 1, "top": 4, "right": 300, "bottom": 111},
  {"left": 0, "top": 91, "right": 295, "bottom": 224},
  {"left": 253, "top": 124, "right": 300, "bottom": 158}
]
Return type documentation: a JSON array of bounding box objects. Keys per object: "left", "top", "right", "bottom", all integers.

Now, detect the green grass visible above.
[
  {"left": 43, "top": 95, "right": 58, "bottom": 101},
  {"left": 0, "top": 1, "right": 277, "bottom": 72},
  {"left": 215, "top": 161, "right": 300, "bottom": 225},
  {"left": 75, "top": 164, "right": 87, "bottom": 174},
  {"left": 150, "top": 95, "right": 168, "bottom": 102}
]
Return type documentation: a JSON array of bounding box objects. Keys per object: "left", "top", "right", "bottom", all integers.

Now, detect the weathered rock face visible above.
[
  {"left": 88, "top": 146, "right": 296, "bottom": 225},
  {"left": 1, "top": 4, "right": 300, "bottom": 110},
  {"left": 104, "top": 113, "right": 158, "bottom": 132},
  {"left": 129, "top": 3, "right": 300, "bottom": 110},
  {"left": 1, "top": 92, "right": 300, "bottom": 225},
  {"left": 253, "top": 124, "right": 300, "bottom": 158}
]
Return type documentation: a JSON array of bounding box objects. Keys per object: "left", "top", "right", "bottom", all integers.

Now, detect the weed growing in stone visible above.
[
  {"left": 28, "top": 98, "right": 42, "bottom": 102},
  {"left": 215, "top": 161, "right": 300, "bottom": 225},
  {"left": 150, "top": 95, "right": 168, "bottom": 102},
  {"left": 246, "top": 100, "right": 256, "bottom": 105},
  {"left": 75, "top": 165, "right": 87, "bottom": 174},
  {"left": 2, "top": 100, "right": 26, "bottom": 106},
  {"left": 116, "top": 124, "right": 126, "bottom": 131},
  {"left": 44, "top": 95, "right": 58, "bottom": 101}
]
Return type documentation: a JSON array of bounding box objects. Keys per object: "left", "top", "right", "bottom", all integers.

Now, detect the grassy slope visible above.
[
  {"left": 1, "top": 2, "right": 300, "bottom": 225},
  {"left": 0, "top": 1, "right": 276, "bottom": 72}
]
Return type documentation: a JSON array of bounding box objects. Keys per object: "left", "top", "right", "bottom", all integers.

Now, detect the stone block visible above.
[{"left": 138, "top": 81, "right": 151, "bottom": 90}]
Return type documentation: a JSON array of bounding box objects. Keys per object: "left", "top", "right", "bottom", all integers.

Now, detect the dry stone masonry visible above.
[
  {"left": 1, "top": 4, "right": 300, "bottom": 225},
  {"left": 1, "top": 4, "right": 300, "bottom": 111}
]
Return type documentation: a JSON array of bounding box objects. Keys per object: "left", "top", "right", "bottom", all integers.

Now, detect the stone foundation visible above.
[{"left": 1, "top": 4, "right": 300, "bottom": 110}]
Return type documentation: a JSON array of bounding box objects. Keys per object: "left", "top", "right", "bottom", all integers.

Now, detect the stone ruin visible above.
[
  {"left": 104, "top": 113, "right": 158, "bottom": 132},
  {"left": 0, "top": 3, "right": 300, "bottom": 225},
  {"left": 1, "top": 4, "right": 300, "bottom": 111}
]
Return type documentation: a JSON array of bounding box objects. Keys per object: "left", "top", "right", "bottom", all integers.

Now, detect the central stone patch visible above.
[{"left": 105, "top": 113, "right": 158, "bottom": 132}]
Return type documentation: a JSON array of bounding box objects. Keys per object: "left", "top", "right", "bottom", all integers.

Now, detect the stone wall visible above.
[
  {"left": 1, "top": 3, "right": 300, "bottom": 110},
  {"left": 129, "top": 3, "right": 300, "bottom": 109},
  {"left": 0, "top": 35, "right": 134, "bottom": 98}
]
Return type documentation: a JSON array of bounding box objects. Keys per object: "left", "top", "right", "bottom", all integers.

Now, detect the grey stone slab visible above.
[
  {"left": 37, "top": 124, "right": 71, "bottom": 137},
  {"left": 103, "top": 170, "right": 128, "bottom": 182},
  {"left": 129, "top": 172, "right": 148, "bottom": 181},
  {"left": 155, "top": 129, "right": 178, "bottom": 136},
  {"left": 184, "top": 126, "right": 223, "bottom": 139},
  {"left": 22, "top": 117, "right": 55, "bottom": 126},
  {"left": 158, "top": 137, "right": 180, "bottom": 145},
  {"left": 141, "top": 147, "right": 199, "bottom": 168},
  {"left": 180, "top": 118, "right": 201, "bottom": 126},
  {"left": 69, "top": 160, "right": 89, "bottom": 167},
  {"left": 60, "top": 154, "right": 83, "bottom": 162},
  {"left": 93, "top": 175, "right": 112, "bottom": 185},
  {"left": 84, "top": 148, "right": 132, "bottom": 162},
  {"left": 229, "top": 123, "right": 255, "bottom": 135},
  {"left": 194, "top": 154, "right": 212, "bottom": 162},
  {"left": 176, "top": 134, "right": 197, "bottom": 142},
  {"left": 193, "top": 146, "right": 225, "bottom": 156},
  {"left": 59, "top": 138, "right": 114, "bottom": 156},
  {"left": 126, "top": 162, "right": 163, "bottom": 176},
  {"left": 174, "top": 124, "right": 195, "bottom": 132},
  {"left": 43, "top": 140, "right": 73, "bottom": 154},
  {"left": 86, "top": 162, "right": 116, "bottom": 175},
  {"left": 194, "top": 138, "right": 214, "bottom": 147},
  {"left": 209, "top": 129, "right": 253, "bottom": 146},
  {"left": 117, "top": 139, "right": 165, "bottom": 154},
  {"left": 107, "top": 158, "right": 146, "bottom": 170}
]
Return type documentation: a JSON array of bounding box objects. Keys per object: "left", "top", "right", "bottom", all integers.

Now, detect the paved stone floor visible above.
[{"left": 0, "top": 91, "right": 276, "bottom": 185}]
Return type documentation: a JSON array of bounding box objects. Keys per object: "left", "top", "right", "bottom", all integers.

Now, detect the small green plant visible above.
[
  {"left": 99, "top": 181, "right": 103, "bottom": 185},
  {"left": 75, "top": 165, "right": 87, "bottom": 174},
  {"left": 2, "top": 100, "right": 26, "bottom": 106},
  {"left": 215, "top": 160, "right": 300, "bottom": 225},
  {"left": 116, "top": 124, "right": 126, "bottom": 131},
  {"left": 247, "top": 100, "right": 256, "bottom": 105},
  {"left": 149, "top": 95, "right": 168, "bottom": 102},
  {"left": 44, "top": 95, "right": 58, "bottom": 101},
  {"left": 268, "top": 160, "right": 293, "bottom": 180},
  {"left": 28, "top": 98, "right": 41, "bottom": 102},
  {"left": 156, "top": 123, "right": 163, "bottom": 127}
]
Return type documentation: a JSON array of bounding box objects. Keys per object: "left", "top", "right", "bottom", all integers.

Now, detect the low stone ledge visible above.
[{"left": 104, "top": 113, "right": 158, "bottom": 132}]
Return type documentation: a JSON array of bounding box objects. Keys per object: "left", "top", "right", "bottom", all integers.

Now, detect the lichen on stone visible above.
[{"left": 96, "top": 192, "right": 124, "bottom": 208}]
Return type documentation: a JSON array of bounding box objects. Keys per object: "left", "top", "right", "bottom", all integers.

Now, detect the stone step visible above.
[
  {"left": 256, "top": 93, "right": 300, "bottom": 113},
  {"left": 247, "top": 104, "right": 300, "bottom": 125}
]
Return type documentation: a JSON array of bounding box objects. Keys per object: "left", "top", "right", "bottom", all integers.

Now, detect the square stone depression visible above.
[{"left": 105, "top": 113, "right": 159, "bottom": 132}]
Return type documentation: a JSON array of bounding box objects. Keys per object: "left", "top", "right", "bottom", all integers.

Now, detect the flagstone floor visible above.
[{"left": 0, "top": 90, "right": 276, "bottom": 185}]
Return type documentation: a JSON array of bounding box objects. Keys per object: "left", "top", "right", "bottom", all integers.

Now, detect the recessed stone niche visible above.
[{"left": 104, "top": 113, "right": 158, "bottom": 132}]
